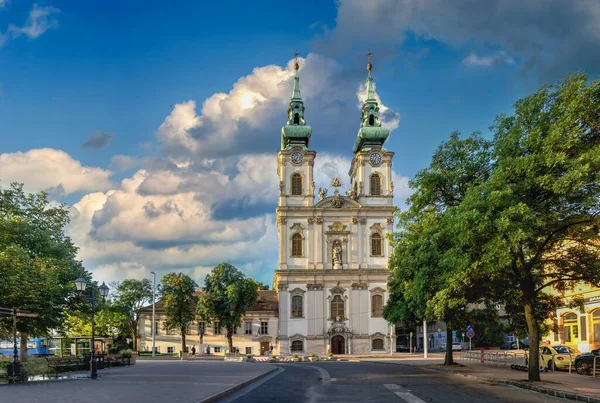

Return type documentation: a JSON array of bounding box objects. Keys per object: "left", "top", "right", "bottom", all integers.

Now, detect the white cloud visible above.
[
  {"left": 0, "top": 148, "right": 113, "bottom": 195},
  {"left": 463, "top": 51, "right": 515, "bottom": 67},
  {"left": 9, "top": 3, "right": 60, "bottom": 39}
]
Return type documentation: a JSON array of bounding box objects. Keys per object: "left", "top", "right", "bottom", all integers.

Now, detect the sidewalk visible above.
[{"left": 362, "top": 355, "right": 600, "bottom": 403}]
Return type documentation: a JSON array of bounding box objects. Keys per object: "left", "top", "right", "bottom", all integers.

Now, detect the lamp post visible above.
[
  {"left": 151, "top": 271, "right": 156, "bottom": 358},
  {"left": 75, "top": 277, "right": 109, "bottom": 379}
]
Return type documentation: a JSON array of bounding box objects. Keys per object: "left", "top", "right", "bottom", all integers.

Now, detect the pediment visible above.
[{"left": 315, "top": 195, "right": 361, "bottom": 209}]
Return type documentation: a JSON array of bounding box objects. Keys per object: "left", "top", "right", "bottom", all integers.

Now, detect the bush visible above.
[
  {"left": 292, "top": 354, "right": 299, "bottom": 359},
  {"left": 246, "top": 355, "right": 253, "bottom": 359},
  {"left": 327, "top": 352, "right": 333, "bottom": 357},
  {"left": 21, "top": 357, "right": 49, "bottom": 376},
  {"left": 310, "top": 353, "right": 318, "bottom": 358},
  {"left": 120, "top": 349, "right": 133, "bottom": 358}
]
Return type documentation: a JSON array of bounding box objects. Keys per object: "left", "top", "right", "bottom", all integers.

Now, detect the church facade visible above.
[{"left": 274, "top": 60, "right": 396, "bottom": 355}]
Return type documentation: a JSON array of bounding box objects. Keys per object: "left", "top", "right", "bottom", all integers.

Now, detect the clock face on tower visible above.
[
  {"left": 291, "top": 151, "right": 304, "bottom": 164},
  {"left": 369, "top": 152, "right": 382, "bottom": 166}
]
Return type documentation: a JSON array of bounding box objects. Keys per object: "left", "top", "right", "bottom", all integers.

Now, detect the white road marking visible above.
[
  {"left": 385, "top": 383, "right": 427, "bottom": 403},
  {"left": 309, "top": 364, "right": 331, "bottom": 384}
]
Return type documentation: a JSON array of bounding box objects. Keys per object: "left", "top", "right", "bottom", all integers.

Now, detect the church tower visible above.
[
  {"left": 278, "top": 60, "right": 316, "bottom": 209},
  {"left": 349, "top": 61, "right": 394, "bottom": 207}
]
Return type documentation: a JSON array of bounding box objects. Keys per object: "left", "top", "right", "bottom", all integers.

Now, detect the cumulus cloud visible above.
[
  {"left": 82, "top": 132, "right": 114, "bottom": 149},
  {"left": 314, "top": 0, "right": 600, "bottom": 80},
  {"left": 463, "top": 50, "right": 515, "bottom": 68},
  {"left": 0, "top": 148, "right": 113, "bottom": 195},
  {"left": 8, "top": 3, "right": 60, "bottom": 39}
]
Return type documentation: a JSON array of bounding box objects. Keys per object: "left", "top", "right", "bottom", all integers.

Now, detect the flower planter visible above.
[{"left": 308, "top": 357, "right": 319, "bottom": 362}]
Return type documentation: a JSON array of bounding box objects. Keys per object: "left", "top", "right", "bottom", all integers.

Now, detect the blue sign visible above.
[
  {"left": 461, "top": 332, "right": 465, "bottom": 337},
  {"left": 437, "top": 332, "right": 442, "bottom": 339},
  {"left": 452, "top": 331, "right": 457, "bottom": 338},
  {"left": 467, "top": 325, "right": 473, "bottom": 331}
]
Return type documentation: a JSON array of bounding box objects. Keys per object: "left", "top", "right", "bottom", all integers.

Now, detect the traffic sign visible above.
[
  {"left": 467, "top": 325, "right": 473, "bottom": 331},
  {"left": 461, "top": 332, "right": 465, "bottom": 337},
  {"left": 452, "top": 331, "right": 457, "bottom": 338},
  {"left": 437, "top": 332, "right": 442, "bottom": 339},
  {"left": 466, "top": 329, "right": 475, "bottom": 338}
]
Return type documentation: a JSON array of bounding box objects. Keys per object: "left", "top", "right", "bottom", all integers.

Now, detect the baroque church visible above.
[
  {"left": 137, "top": 60, "right": 395, "bottom": 356},
  {"left": 274, "top": 59, "right": 395, "bottom": 355}
]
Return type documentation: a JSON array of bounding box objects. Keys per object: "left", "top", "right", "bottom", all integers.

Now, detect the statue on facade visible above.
[
  {"left": 332, "top": 241, "right": 342, "bottom": 268},
  {"left": 318, "top": 187, "right": 328, "bottom": 201}
]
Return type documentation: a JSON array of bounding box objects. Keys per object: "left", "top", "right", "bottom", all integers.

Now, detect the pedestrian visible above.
[{"left": 191, "top": 346, "right": 196, "bottom": 356}]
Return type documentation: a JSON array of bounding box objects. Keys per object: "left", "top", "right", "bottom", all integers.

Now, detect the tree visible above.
[
  {"left": 255, "top": 281, "right": 270, "bottom": 290},
  {"left": 160, "top": 273, "right": 197, "bottom": 353},
  {"left": 111, "top": 279, "right": 153, "bottom": 351},
  {"left": 384, "top": 132, "right": 492, "bottom": 365},
  {"left": 453, "top": 74, "right": 600, "bottom": 381},
  {"left": 0, "top": 183, "right": 91, "bottom": 360},
  {"left": 65, "top": 301, "right": 128, "bottom": 339},
  {"left": 467, "top": 308, "right": 506, "bottom": 348},
  {"left": 197, "top": 263, "right": 259, "bottom": 353}
]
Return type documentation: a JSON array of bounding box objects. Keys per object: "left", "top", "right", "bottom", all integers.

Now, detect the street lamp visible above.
[
  {"left": 74, "top": 277, "right": 109, "bottom": 379},
  {"left": 151, "top": 271, "right": 156, "bottom": 358}
]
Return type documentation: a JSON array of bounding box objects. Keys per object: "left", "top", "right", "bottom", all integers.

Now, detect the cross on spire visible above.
[
  {"left": 366, "top": 49, "right": 374, "bottom": 72},
  {"left": 293, "top": 49, "right": 300, "bottom": 73}
]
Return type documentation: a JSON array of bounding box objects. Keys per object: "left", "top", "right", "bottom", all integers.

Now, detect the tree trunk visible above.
[
  {"left": 227, "top": 327, "right": 234, "bottom": 353},
  {"left": 181, "top": 329, "right": 186, "bottom": 354},
  {"left": 444, "top": 327, "right": 454, "bottom": 365},
  {"left": 132, "top": 319, "right": 138, "bottom": 351},
  {"left": 19, "top": 332, "right": 29, "bottom": 361},
  {"left": 524, "top": 302, "right": 541, "bottom": 382}
]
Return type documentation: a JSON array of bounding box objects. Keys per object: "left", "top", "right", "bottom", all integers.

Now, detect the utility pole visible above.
[
  {"left": 423, "top": 320, "right": 428, "bottom": 359},
  {"left": 151, "top": 272, "right": 156, "bottom": 358}
]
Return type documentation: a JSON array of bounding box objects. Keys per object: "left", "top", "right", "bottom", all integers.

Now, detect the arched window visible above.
[
  {"left": 331, "top": 295, "right": 344, "bottom": 320},
  {"left": 291, "top": 295, "right": 303, "bottom": 318},
  {"left": 293, "top": 113, "right": 300, "bottom": 124},
  {"left": 291, "top": 233, "right": 303, "bottom": 257},
  {"left": 592, "top": 310, "right": 600, "bottom": 343},
  {"left": 563, "top": 312, "right": 579, "bottom": 343},
  {"left": 291, "top": 173, "right": 303, "bottom": 195},
  {"left": 371, "top": 294, "right": 383, "bottom": 317},
  {"left": 370, "top": 173, "right": 381, "bottom": 196},
  {"left": 371, "top": 233, "right": 382, "bottom": 256},
  {"left": 291, "top": 340, "right": 303, "bottom": 352},
  {"left": 368, "top": 114, "right": 375, "bottom": 126},
  {"left": 372, "top": 338, "right": 384, "bottom": 350}
]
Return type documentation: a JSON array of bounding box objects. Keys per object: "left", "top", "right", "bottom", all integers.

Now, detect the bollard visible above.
[
  {"left": 480, "top": 348, "right": 484, "bottom": 364},
  {"left": 179, "top": 350, "right": 183, "bottom": 360}
]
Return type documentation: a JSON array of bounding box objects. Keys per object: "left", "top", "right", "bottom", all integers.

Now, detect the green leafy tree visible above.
[
  {"left": 384, "top": 132, "right": 492, "bottom": 365},
  {"left": 160, "top": 273, "right": 197, "bottom": 353},
  {"left": 467, "top": 308, "right": 506, "bottom": 348},
  {"left": 255, "top": 281, "right": 270, "bottom": 290},
  {"left": 65, "top": 301, "right": 128, "bottom": 339},
  {"left": 197, "top": 263, "right": 259, "bottom": 353},
  {"left": 111, "top": 279, "right": 153, "bottom": 351},
  {"left": 0, "top": 183, "right": 91, "bottom": 360},
  {"left": 453, "top": 74, "right": 600, "bottom": 381}
]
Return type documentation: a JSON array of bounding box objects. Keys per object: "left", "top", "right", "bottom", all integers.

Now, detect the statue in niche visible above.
[
  {"left": 332, "top": 240, "right": 342, "bottom": 268},
  {"left": 318, "top": 187, "right": 328, "bottom": 201}
]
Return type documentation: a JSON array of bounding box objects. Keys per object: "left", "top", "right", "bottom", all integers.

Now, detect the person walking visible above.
[{"left": 191, "top": 346, "right": 196, "bottom": 356}]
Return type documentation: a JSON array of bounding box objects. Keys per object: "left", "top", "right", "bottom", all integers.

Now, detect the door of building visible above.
[
  {"left": 331, "top": 335, "right": 345, "bottom": 355},
  {"left": 260, "top": 342, "right": 270, "bottom": 355}
]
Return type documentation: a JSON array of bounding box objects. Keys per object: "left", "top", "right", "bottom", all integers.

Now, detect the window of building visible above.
[
  {"left": 214, "top": 347, "right": 221, "bottom": 353},
  {"left": 563, "top": 313, "right": 579, "bottom": 342},
  {"left": 293, "top": 113, "right": 300, "bottom": 125},
  {"left": 167, "top": 346, "right": 174, "bottom": 354},
  {"left": 370, "top": 173, "right": 381, "bottom": 196},
  {"left": 244, "top": 322, "right": 253, "bottom": 335},
  {"left": 291, "top": 233, "right": 303, "bottom": 257},
  {"left": 371, "top": 233, "right": 382, "bottom": 256},
  {"left": 372, "top": 339, "right": 384, "bottom": 350},
  {"left": 368, "top": 114, "right": 375, "bottom": 126},
  {"left": 215, "top": 322, "right": 222, "bottom": 335},
  {"left": 291, "top": 340, "right": 303, "bottom": 352},
  {"left": 592, "top": 310, "right": 600, "bottom": 343},
  {"left": 291, "top": 173, "right": 303, "bottom": 195},
  {"left": 331, "top": 295, "right": 344, "bottom": 320},
  {"left": 245, "top": 347, "right": 252, "bottom": 355},
  {"left": 260, "top": 321, "right": 268, "bottom": 335},
  {"left": 154, "top": 321, "right": 159, "bottom": 335},
  {"left": 291, "top": 295, "right": 303, "bottom": 318},
  {"left": 371, "top": 295, "right": 383, "bottom": 317}
]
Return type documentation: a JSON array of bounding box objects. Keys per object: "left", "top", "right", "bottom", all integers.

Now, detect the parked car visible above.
[
  {"left": 540, "top": 345, "right": 581, "bottom": 370},
  {"left": 440, "top": 342, "right": 463, "bottom": 351},
  {"left": 574, "top": 349, "right": 600, "bottom": 375},
  {"left": 396, "top": 345, "right": 410, "bottom": 353}
]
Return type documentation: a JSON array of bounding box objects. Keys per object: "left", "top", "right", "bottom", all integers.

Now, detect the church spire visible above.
[
  {"left": 281, "top": 51, "right": 312, "bottom": 150},
  {"left": 352, "top": 53, "right": 391, "bottom": 154}
]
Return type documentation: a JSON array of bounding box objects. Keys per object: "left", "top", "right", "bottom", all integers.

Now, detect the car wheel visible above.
[
  {"left": 546, "top": 360, "right": 554, "bottom": 371},
  {"left": 575, "top": 361, "right": 590, "bottom": 376}
]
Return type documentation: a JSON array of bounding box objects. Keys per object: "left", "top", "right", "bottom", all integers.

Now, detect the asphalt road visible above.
[{"left": 221, "top": 361, "right": 564, "bottom": 403}]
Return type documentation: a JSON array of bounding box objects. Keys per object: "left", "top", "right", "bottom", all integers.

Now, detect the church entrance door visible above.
[
  {"left": 331, "top": 335, "right": 345, "bottom": 355},
  {"left": 260, "top": 342, "right": 270, "bottom": 356}
]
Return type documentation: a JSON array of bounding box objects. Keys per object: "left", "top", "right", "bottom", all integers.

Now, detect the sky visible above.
[{"left": 1, "top": 0, "right": 600, "bottom": 287}]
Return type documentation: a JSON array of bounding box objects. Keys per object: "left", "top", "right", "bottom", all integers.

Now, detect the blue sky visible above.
[{"left": 1, "top": 0, "right": 599, "bottom": 286}]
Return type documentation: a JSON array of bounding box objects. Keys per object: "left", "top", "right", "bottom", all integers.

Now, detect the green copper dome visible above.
[{"left": 281, "top": 68, "right": 312, "bottom": 150}]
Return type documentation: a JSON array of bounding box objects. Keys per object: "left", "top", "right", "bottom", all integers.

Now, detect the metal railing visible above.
[
  {"left": 523, "top": 351, "right": 574, "bottom": 373},
  {"left": 593, "top": 355, "right": 599, "bottom": 377},
  {"left": 459, "top": 350, "right": 521, "bottom": 367}
]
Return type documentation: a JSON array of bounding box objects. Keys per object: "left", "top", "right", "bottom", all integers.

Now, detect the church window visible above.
[
  {"left": 291, "top": 173, "right": 303, "bottom": 195},
  {"left": 372, "top": 339, "right": 384, "bottom": 350},
  {"left": 371, "top": 233, "right": 383, "bottom": 256},
  {"left": 291, "top": 295, "right": 303, "bottom": 318},
  {"left": 291, "top": 340, "right": 303, "bottom": 352},
  {"left": 371, "top": 294, "right": 383, "bottom": 317},
  {"left": 331, "top": 295, "right": 344, "bottom": 320},
  {"left": 244, "top": 322, "right": 252, "bottom": 335},
  {"left": 370, "top": 173, "right": 381, "bottom": 196},
  {"left": 294, "top": 113, "right": 300, "bottom": 124},
  {"left": 291, "top": 233, "right": 303, "bottom": 257},
  {"left": 260, "top": 321, "right": 269, "bottom": 335},
  {"left": 369, "top": 114, "right": 375, "bottom": 126}
]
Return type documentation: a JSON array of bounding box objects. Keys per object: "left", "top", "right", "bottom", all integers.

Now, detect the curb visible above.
[
  {"left": 199, "top": 366, "right": 278, "bottom": 403},
  {"left": 424, "top": 365, "right": 600, "bottom": 403}
]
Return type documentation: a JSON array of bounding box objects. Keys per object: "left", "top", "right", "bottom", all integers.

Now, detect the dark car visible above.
[
  {"left": 574, "top": 349, "right": 600, "bottom": 375},
  {"left": 396, "top": 345, "right": 410, "bottom": 353}
]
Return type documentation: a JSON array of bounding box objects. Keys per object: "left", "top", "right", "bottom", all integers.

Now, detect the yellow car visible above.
[{"left": 540, "top": 345, "right": 581, "bottom": 370}]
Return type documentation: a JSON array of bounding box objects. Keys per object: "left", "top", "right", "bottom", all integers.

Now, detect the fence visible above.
[{"left": 460, "top": 350, "right": 523, "bottom": 367}]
